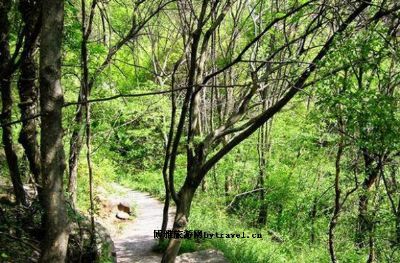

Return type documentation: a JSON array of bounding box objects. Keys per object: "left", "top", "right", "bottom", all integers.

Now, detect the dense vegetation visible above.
[{"left": 0, "top": 0, "right": 399, "bottom": 262}]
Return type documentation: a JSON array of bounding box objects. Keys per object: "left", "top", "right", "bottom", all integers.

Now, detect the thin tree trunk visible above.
[
  {"left": 1, "top": 79, "right": 28, "bottom": 206},
  {"left": 310, "top": 196, "right": 318, "bottom": 244},
  {"left": 257, "top": 124, "right": 268, "bottom": 226},
  {"left": 328, "top": 140, "right": 343, "bottom": 263},
  {"left": 67, "top": 0, "right": 96, "bottom": 206},
  {"left": 39, "top": 0, "right": 69, "bottom": 260},
  {"left": 85, "top": 97, "right": 97, "bottom": 259},
  {"left": 160, "top": 61, "right": 181, "bottom": 243},
  {"left": 224, "top": 172, "right": 231, "bottom": 200},
  {"left": 67, "top": 94, "right": 85, "bottom": 206},
  {"left": 0, "top": 0, "right": 28, "bottom": 206},
  {"left": 81, "top": 0, "right": 97, "bottom": 257}
]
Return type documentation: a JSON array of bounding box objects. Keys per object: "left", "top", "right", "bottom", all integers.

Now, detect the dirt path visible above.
[
  {"left": 107, "top": 186, "right": 174, "bottom": 263},
  {"left": 100, "top": 184, "right": 228, "bottom": 263}
]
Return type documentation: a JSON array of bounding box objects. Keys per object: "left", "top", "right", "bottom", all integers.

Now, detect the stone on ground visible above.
[
  {"left": 176, "top": 249, "right": 229, "bottom": 263},
  {"left": 117, "top": 201, "right": 132, "bottom": 214},
  {"left": 116, "top": 211, "right": 130, "bottom": 220}
]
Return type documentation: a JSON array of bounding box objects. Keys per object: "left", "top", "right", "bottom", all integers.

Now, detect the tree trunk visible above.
[
  {"left": 162, "top": 181, "right": 196, "bottom": 263},
  {"left": 328, "top": 140, "right": 343, "bottom": 263},
  {"left": 356, "top": 152, "right": 379, "bottom": 248},
  {"left": 396, "top": 209, "right": 400, "bottom": 244},
  {"left": 161, "top": 192, "right": 170, "bottom": 243},
  {"left": 1, "top": 79, "right": 28, "bottom": 206},
  {"left": 18, "top": 56, "right": 41, "bottom": 186},
  {"left": 17, "top": 0, "right": 42, "bottom": 200},
  {"left": 367, "top": 229, "right": 376, "bottom": 263},
  {"left": 67, "top": 104, "right": 84, "bottom": 206},
  {"left": 224, "top": 173, "right": 231, "bottom": 200},
  {"left": 39, "top": 0, "right": 69, "bottom": 261},
  {"left": 257, "top": 123, "right": 268, "bottom": 226},
  {"left": 0, "top": 0, "right": 28, "bottom": 206},
  {"left": 310, "top": 197, "right": 317, "bottom": 244}
]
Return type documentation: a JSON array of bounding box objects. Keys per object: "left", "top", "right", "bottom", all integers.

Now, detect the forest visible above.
[{"left": 0, "top": 0, "right": 399, "bottom": 262}]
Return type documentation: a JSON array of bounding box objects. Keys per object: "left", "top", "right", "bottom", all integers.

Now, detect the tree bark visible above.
[
  {"left": 67, "top": 94, "right": 85, "bottom": 206},
  {"left": 396, "top": 208, "right": 400, "bottom": 244},
  {"left": 310, "top": 196, "right": 317, "bottom": 244},
  {"left": 161, "top": 2, "right": 372, "bottom": 262},
  {"left": 257, "top": 124, "right": 268, "bottom": 226},
  {"left": 17, "top": 0, "right": 42, "bottom": 200},
  {"left": 39, "top": 0, "right": 69, "bottom": 261},
  {"left": 160, "top": 59, "right": 181, "bottom": 242},
  {"left": 162, "top": 181, "right": 196, "bottom": 263},
  {"left": 0, "top": 0, "right": 28, "bottom": 206},
  {"left": 328, "top": 140, "right": 343, "bottom": 263},
  {"left": 356, "top": 151, "right": 379, "bottom": 247}
]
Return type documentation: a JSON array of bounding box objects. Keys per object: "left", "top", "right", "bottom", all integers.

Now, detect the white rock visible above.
[{"left": 176, "top": 249, "right": 228, "bottom": 263}]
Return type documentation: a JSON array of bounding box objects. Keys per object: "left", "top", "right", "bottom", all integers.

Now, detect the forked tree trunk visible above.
[
  {"left": 0, "top": 0, "right": 28, "bottom": 206},
  {"left": 39, "top": 0, "right": 69, "bottom": 261}
]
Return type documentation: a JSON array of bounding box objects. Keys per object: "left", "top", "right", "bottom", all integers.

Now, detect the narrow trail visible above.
[
  {"left": 101, "top": 184, "right": 228, "bottom": 263},
  {"left": 108, "top": 187, "right": 174, "bottom": 263}
]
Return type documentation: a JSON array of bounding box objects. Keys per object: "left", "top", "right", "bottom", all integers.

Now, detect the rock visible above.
[
  {"left": 267, "top": 229, "right": 284, "bottom": 243},
  {"left": 68, "top": 215, "right": 116, "bottom": 263},
  {"left": 116, "top": 211, "right": 130, "bottom": 220},
  {"left": 175, "top": 249, "right": 229, "bottom": 263},
  {"left": 95, "top": 222, "right": 117, "bottom": 263},
  {"left": 117, "top": 201, "right": 132, "bottom": 214}
]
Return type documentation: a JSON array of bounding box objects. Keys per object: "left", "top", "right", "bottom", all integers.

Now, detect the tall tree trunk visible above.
[
  {"left": 257, "top": 124, "right": 268, "bottom": 226},
  {"left": 39, "top": 0, "right": 69, "bottom": 261},
  {"left": 160, "top": 60, "right": 181, "bottom": 242},
  {"left": 17, "top": 0, "right": 42, "bottom": 200},
  {"left": 81, "top": 0, "right": 97, "bottom": 256},
  {"left": 67, "top": 0, "right": 97, "bottom": 206},
  {"left": 328, "top": 140, "right": 343, "bottom": 263},
  {"left": 0, "top": 0, "right": 28, "bottom": 206}
]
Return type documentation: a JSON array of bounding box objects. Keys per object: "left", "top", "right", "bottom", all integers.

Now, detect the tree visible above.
[
  {"left": 39, "top": 0, "right": 69, "bottom": 261},
  {"left": 17, "top": 0, "right": 42, "bottom": 202},
  {"left": 0, "top": 0, "right": 28, "bottom": 206},
  {"left": 161, "top": 1, "right": 395, "bottom": 261},
  {"left": 67, "top": 0, "right": 173, "bottom": 206}
]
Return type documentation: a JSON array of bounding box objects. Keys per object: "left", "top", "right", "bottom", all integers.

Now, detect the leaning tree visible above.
[{"left": 159, "top": 0, "right": 400, "bottom": 261}]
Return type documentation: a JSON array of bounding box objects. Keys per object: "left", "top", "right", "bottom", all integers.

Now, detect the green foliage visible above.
[{"left": 2, "top": 0, "right": 400, "bottom": 262}]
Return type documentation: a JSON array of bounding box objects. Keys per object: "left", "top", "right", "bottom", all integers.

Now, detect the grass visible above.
[{"left": 77, "top": 157, "right": 368, "bottom": 263}]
